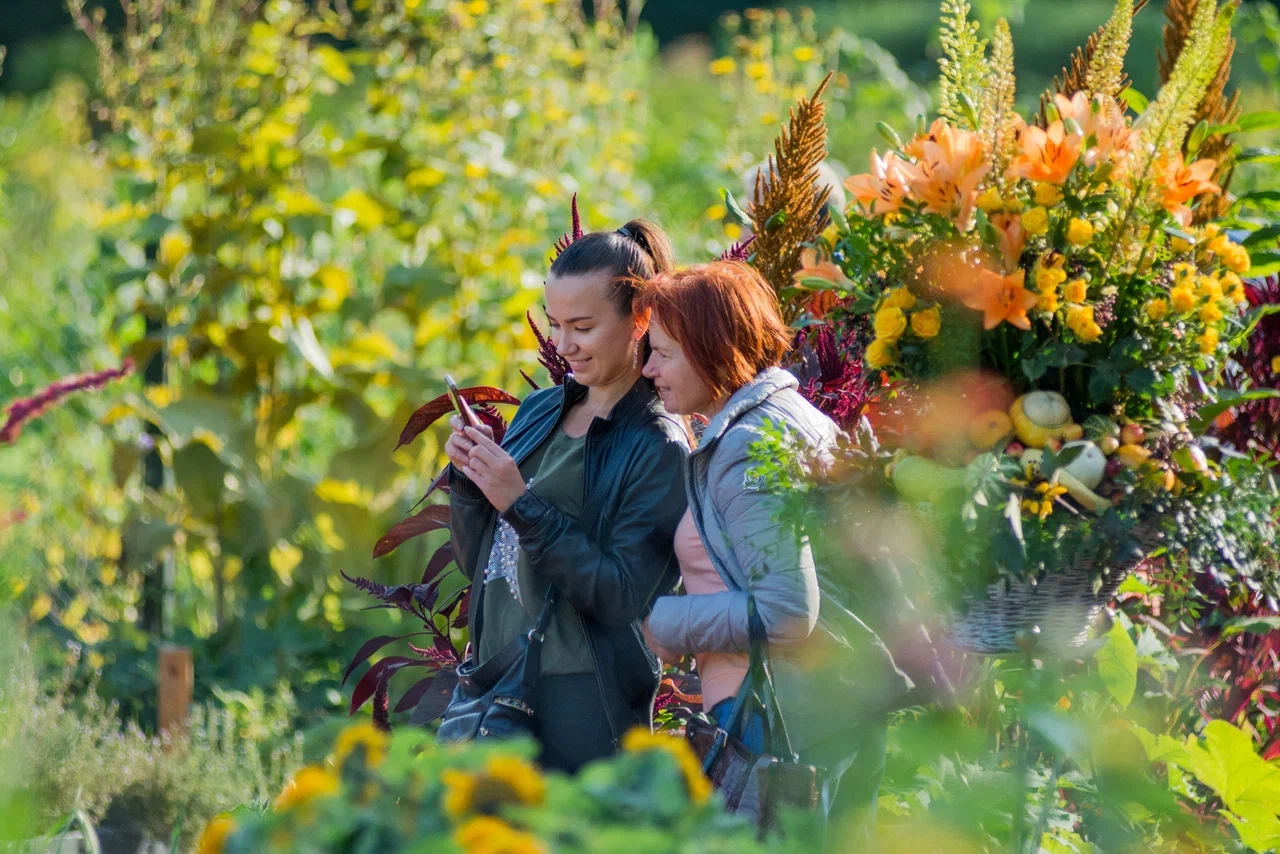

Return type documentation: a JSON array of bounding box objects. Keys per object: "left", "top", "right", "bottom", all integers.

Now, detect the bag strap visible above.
[{"left": 518, "top": 586, "right": 559, "bottom": 692}]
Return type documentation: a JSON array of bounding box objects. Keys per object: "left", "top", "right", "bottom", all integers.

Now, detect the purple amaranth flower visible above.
[
  {"left": 551, "top": 192, "right": 584, "bottom": 260},
  {"left": 526, "top": 311, "right": 570, "bottom": 386},
  {"left": 789, "top": 324, "right": 868, "bottom": 429},
  {"left": 1, "top": 360, "right": 135, "bottom": 445},
  {"left": 719, "top": 235, "right": 756, "bottom": 262}
]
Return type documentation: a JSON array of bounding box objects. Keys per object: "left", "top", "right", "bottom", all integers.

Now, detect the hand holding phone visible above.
[{"left": 445, "top": 375, "right": 481, "bottom": 429}]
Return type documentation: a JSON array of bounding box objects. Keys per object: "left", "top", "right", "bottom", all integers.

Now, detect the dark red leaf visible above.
[
  {"left": 342, "top": 631, "right": 433, "bottom": 688},
  {"left": 373, "top": 504, "right": 451, "bottom": 559},
  {"left": 437, "top": 583, "right": 468, "bottom": 619},
  {"left": 520, "top": 370, "right": 541, "bottom": 390},
  {"left": 393, "top": 671, "right": 445, "bottom": 714},
  {"left": 409, "top": 669, "right": 460, "bottom": 725},
  {"left": 349, "top": 655, "right": 419, "bottom": 715},
  {"left": 452, "top": 588, "right": 472, "bottom": 628},
  {"left": 422, "top": 543, "right": 455, "bottom": 584},
  {"left": 395, "top": 387, "right": 521, "bottom": 450}
]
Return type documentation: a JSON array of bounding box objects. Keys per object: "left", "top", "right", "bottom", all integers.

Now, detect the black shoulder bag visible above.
[
  {"left": 684, "top": 597, "right": 824, "bottom": 835},
  {"left": 436, "top": 587, "right": 558, "bottom": 743}
]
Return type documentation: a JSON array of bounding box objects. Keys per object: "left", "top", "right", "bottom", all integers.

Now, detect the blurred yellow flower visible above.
[
  {"left": 865, "top": 338, "right": 894, "bottom": 369},
  {"left": 453, "top": 816, "right": 546, "bottom": 854},
  {"left": 1022, "top": 206, "right": 1049, "bottom": 235},
  {"left": 708, "top": 57, "right": 737, "bottom": 76},
  {"left": 1145, "top": 299, "right": 1169, "bottom": 321},
  {"left": 464, "top": 162, "right": 489, "bottom": 180},
  {"left": 406, "top": 167, "right": 447, "bottom": 190},
  {"left": 1066, "top": 305, "right": 1101, "bottom": 342},
  {"left": 1033, "top": 182, "right": 1063, "bottom": 207},
  {"left": 911, "top": 307, "right": 942, "bottom": 339},
  {"left": 467, "top": 0, "right": 488, "bottom": 13},
  {"left": 275, "top": 765, "right": 340, "bottom": 811},
  {"left": 1222, "top": 272, "right": 1247, "bottom": 303},
  {"left": 1272, "top": 355, "right": 1280, "bottom": 374},
  {"left": 1198, "top": 328, "right": 1219, "bottom": 354},
  {"left": 746, "top": 61, "right": 770, "bottom": 79},
  {"left": 196, "top": 814, "right": 235, "bottom": 854},
  {"left": 873, "top": 306, "right": 908, "bottom": 342},
  {"left": 331, "top": 722, "right": 390, "bottom": 769},
  {"left": 1063, "top": 279, "right": 1088, "bottom": 303},
  {"left": 1066, "top": 217, "right": 1094, "bottom": 246},
  {"left": 442, "top": 755, "right": 546, "bottom": 818},
  {"left": 621, "top": 727, "right": 712, "bottom": 804},
  {"left": 976, "top": 186, "right": 1004, "bottom": 213},
  {"left": 704, "top": 204, "right": 727, "bottom": 221},
  {"left": 759, "top": 112, "right": 778, "bottom": 126},
  {"left": 882, "top": 287, "right": 917, "bottom": 311},
  {"left": 793, "top": 46, "right": 815, "bottom": 62},
  {"left": 29, "top": 593, "right": 53, "bottom": 622},
  {"left": 1037, "top": 290, "right": 1060, "bottom": 313},
  {"left": 1197, "top": 275, "right": 1223, "bottom": 301},
  {"left": 1170, "top": 235, "right": 1193, "bottom": 252},
  {"left": 1170, "top": 286, "right": 1197, "bottom": 314},
  {"left": 1220, "top": 243, "right": 1250, "bottom": 273},
  {"left": 1199, "top": 303, "right": 1224, "bottom": 324}
]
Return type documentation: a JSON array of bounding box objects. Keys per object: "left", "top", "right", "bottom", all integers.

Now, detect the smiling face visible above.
[
  {"left": 642, "top": 318, "right": 720, "bottom": 416},
  {"left": 544, "top": 272, "right": 643, "bottom": 388}
]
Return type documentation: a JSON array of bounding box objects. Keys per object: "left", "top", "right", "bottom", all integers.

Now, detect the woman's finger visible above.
[{"left": 464, "top": 426, "right": 502, "bottom": 452}]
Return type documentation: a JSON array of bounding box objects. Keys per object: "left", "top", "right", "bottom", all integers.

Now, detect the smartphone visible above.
[{"left": 444, "top": 375, "right": 482, "bottom": 429}]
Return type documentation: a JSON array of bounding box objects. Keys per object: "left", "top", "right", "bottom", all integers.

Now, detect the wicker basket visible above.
[{"left": 940, "top": 530, "right": 1159, "bottom": 656}]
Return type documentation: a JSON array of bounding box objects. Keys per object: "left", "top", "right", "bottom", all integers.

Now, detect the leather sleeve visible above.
[
  {"left": 448, "top": 465, "right": 494, "bottom": 583},
  {"left": 500, "top": 420, "right": 688, "bottom": 627},
  {"left": 646, "top": 424, "right": 820, "bottom": 655}
]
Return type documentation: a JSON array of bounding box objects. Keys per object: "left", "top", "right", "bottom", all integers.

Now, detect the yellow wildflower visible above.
[
  {"left": 704, "top": 203, "right": 727, "bottom": 221},
  {"left": 754, "top": 78, "right": 775, "bottom": 94},
  {"left": 1222, "top": 272, "right": 1247, "bottom": 303},
  {"left": 1066, "top": 305, "right": 1101, "bottom": 342},
  {"left": 1172, "top": 262, "right": 1197, "bottom": 284},
  {"left": 1170, "top": 286, "right": 1197, "bottom": 314},
  {"left": 1034, "top": 182, "right": 1064, "bottom": 207},
  {"left": 976, "top": 186, "right": 1004, "bottom": 213},
  {"left": 1145, "top": 299, "right": 1169, "bottom": 321},
  {"left": 1034, "top": 265, "right": 1065, "bottom": 293},
  {"left": 1066, "top": 217, "right": 1095, "bottom": 246},
  {"left": 28, "top": 593, "right": 53, "bottom": 621},
  {"left": 274, "top": 765, "right": 340, "bottom": 811},
  {"left": 1056, "top": 695, "right": 1072, "bottom": 711},
  {"left": 1037, "top": 290, "right": 1061, "bottom": 313},
  {"left": 1207, "top": 233, "right": 1230, "bottom": 254},
  {"left": 745, "top": 61, "right": 770, "bottom": 80},
  {"left": 1199, "top": 303, "right": 1224, "bottom": 324},
  {"left": 911, "top": 306, "right": 942, "bottom": 339},
  {"left": 441, "top": 755, "right": 546, "bottom": 818},
  {"left": 331, "top": 722, "right": 390, "bottom": 769},
  {"left": 1170, "top": 235, "right": 1193, "bottom": 253},
  {"left": 1063, "top": 278, "right": 1088, "bottom": 303},
  {"left": 453, "top": 816, "right": 547, "bottom": 854},
  {"left": 1221, "top": 243, "right": 1251, "bottom": 273},
  {"left": 873, "top": 306, "right": 908, "bottom": 342},
  {"left": 1021, "top": 499, "right": 1041, "bottom": 516},
  {"left": 1197, "top": 328, "right": 1219, "bottom": 354},
  {"left": 1022, "top": 206, "right": 1049, "bottom": 235},
  {"left": 1200, "top": 224, "right": 1221, "bottom": 241},
  {"left": 484, "top": 756, "right": 546, "bottom": 806},
  {"left": 793, "top": 46, "right": 815, "bottom": 62},
  {"left": 882, "top": 287, "right": 917, "bottom": 311},
  {"left": 1197, "top": 275, "right": 1223, "bottom": 301},
  {"left": 621, "top": 727, "right": 712, "bottom": 804},
  {"left": 196, "top": 815, "right": 235, "bottom": 854},
  {"left": 865, "top": 339, "right": 894, "bottom": 369},
  {"left": 708, "top": 57, "right": 736, "bottom": 76}
]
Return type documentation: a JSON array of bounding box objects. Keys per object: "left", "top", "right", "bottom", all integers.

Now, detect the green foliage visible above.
[{"left": 936, "top": 0, "right": 989, "bottom": 127}]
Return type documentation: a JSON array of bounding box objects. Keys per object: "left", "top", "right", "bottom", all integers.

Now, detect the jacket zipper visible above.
[{"left": 579, "top": 426, "right": 621, "bottom": 745}]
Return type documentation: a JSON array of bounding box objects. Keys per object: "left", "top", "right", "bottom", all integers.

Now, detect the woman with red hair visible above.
[{"left": 637, "top": 261, "right": 909, "bottom": 845}]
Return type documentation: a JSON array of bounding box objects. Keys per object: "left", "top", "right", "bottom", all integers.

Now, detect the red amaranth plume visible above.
[
  {"left": 526, "top": 311, "right": 570, "bottom": 386},
  {"left": 551, "top": 193, "right": 585, "bottom": 260},
  {"left": 718, "top": 235, "right": 756, "bottom": 262},
  {"left": 791, "top": 325, "right": 868, "bottom": 429},
  {"left": 1, "top": 360, "right": 135, "bottom": 445}
]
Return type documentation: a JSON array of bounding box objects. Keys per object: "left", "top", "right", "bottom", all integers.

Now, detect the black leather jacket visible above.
[{"left": 449, "top": 376, "right": 689, "bottom": 744}]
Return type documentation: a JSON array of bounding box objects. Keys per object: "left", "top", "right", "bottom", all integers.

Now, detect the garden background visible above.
[{"left": 2, "top": 0, "right": 1280, "bottom": 851}]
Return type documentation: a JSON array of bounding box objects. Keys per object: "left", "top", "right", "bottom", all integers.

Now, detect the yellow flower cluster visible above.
[
  {"left": 621, "top": 727, "right": 713, "bottom": 804},
  {"left": 453, "top": 815, "right": 547, "bottom": 854},
  {"left": 1152, "top": 255, "right": 1246, "bottom": 358},
  {"left": 274, "top": 765, "right": 341, "bottom": 811},
  {"left": 1033, "top": 253, "right": 1067, "bottom": 314},
  {"left": 330, "top": 722, "right": 390, "bottom": 769},
  {"left": 866, "top": 288, "right": 941, "bottom": 370},
  {"left": 442, "top": 755, "right": 546, "bottom": 818},
  {"left": 1022, "top": 480, "right": 1069, "bottom": 521},
  {"left": 195, "top": 814, "right": 235, "bottom": 854},
  {"left": 1066, "top": 304, "right": 1102, "bottom": 343}
]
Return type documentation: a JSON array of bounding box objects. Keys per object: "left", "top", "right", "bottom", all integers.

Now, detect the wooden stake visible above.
[{"left": 158, "top": 644, "right": 193, "bottom": 742}]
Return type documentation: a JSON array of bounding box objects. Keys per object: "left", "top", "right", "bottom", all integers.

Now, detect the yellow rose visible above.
[
  {"left": 865, "top": 338, "right": 894, "bottom": 369},
  {"left": 1022, "top": 206, "right": 1049, "bottom": 236},
  {"left": 1201, "top": 224, "right": 1221, "bottom": 241},
  {"left": 1199, "top": 302, "right": 1224, "bottom": 323},
  {"left": 1222, "top": 272, "right": 1246, "bottom": 303},
  {"left": 977, "top": 186, "right": 1004, "bottom": 213},
  {"left": 882, "top": 287, "right": 917, "bottom": 311},
  {"left": 1197, "top": 275, "right": 1223, "bottom": 301},
  {"left": 910, "top": 306, "right": 941, "bottom": 339},
  {"left": 1037, "top": 290, "right": 1061, "bottom": 313},
  {"left": 873, "top": 306, "right": 908, "bottom": 342},
  {"left": 1034, "top": 182, "right": 1064, "bottom": 207},
  {"left": 1197, "top": 328, "right": 1219, "bottom": 354},
  {"left": 1063, "top": 278, "right": 1088, "bottom": 303},
  {"left": 1172, "top": 262, "right": 1196, "bottom": 283},
  {"left": 1034, "top": 267, "right": 1059, "bottom": 293},
  {"left": 1170, "top": 286, "right": 1197, "bottom": 314},
  {"left": 1067, "top": 305, "right": 1100, "bottom": 342},
  {"left": 1170, "top": 235, "right": 1193, "bottom": 253},
  {"left": 1066, "top": 217, "right": 1095, "bottom": 246},
  {"left": 1145, "top": 299, "right": 1169, "bottom": 321},
  {"left": 1222, "top": 243, "right": 1251, "bottom": 274}
]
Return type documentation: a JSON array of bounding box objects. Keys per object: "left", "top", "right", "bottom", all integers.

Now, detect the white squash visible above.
[{"left": 1060, "top": 440, "right": 1107, "bottom": 490}]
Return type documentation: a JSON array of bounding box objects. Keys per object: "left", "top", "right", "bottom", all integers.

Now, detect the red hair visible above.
[{"left": 635, "top": 261, "right": 791, "bottom": 400}]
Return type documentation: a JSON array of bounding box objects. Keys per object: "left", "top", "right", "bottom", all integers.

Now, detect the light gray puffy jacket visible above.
[{"left": 646, "top": 367, "right": 911, "bottom": 747}]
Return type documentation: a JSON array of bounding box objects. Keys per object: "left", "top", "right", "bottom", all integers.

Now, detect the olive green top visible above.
[{"left": 477, "top": 426, "right": 593, "bottom": 675}]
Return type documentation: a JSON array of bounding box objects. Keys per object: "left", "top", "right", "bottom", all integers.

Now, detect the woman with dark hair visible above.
[
  {"left": 637, "top": 261, "right": 911, "bottom": 846},
  {"left": 442, "top": 216, "right": 689, "bottom": 772}
]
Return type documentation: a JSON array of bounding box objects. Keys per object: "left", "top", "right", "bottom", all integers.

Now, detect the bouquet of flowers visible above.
[{"left": 785, "top": 0, "right": 1279, "bottom": 651}]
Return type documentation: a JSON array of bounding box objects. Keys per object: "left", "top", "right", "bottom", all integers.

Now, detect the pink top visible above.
[{"left": 673, "top": 509, "right": 749, "bottom": 711}]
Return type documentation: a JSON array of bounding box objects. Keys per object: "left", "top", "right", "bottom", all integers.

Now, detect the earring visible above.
[{"left": 632, "top": 340, "right": 640, "bottom": 370}]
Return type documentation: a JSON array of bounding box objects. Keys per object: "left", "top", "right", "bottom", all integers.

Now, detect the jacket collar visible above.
[
  {"left": 559, "top": 374, "right": 658, "bottom": 433},
  {"left": 694, "top": 366, "right": 797, "bottom": 455}
]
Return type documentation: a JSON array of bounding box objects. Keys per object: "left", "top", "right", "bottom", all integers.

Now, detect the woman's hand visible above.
[
  {"left": 445, "top": 416, "right": 492, "bottom": 471},
  {"left": 461, "top": 427, "right": 527, "bottom": 513}
]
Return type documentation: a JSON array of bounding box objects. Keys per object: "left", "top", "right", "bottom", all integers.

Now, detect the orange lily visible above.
[
  {"left": 901, "top": 121, "right": 991, "bottom": 229},
  {"left": 963, "top": 267, "right": 1038, "bottom": 330},
  {"left": 990, "top": 213, "right": 1026, "bottom": 273},
  {"left": 844, "top": 149, "right": 911, "bottom": 215},
  {"left": 1052, "top": 92, "right": 1133, "bottom": 169},
  {"left": 1006, "top": 119, "right": 1082, "bottom": 184},
  {"left": 1157, "top": 150, "right": 1221, "bottom": 226},
  {"left": 794, "top": 247, "right": 852, "bottom": 290}
]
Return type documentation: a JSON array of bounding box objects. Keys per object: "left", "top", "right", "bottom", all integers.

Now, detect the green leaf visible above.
[
  {"left": 1236, "top": 110, "right": 1280, "bottom": 133},
  {"left": 1124, "top": 367, "right": 1158, "bottom": 397},
  {"left": 1244, "top": 249, "right": 1280, "bottom": 278},
  {"left": 1220, "top": 616, "right": 1280, "bottom": 638},
  {"left": 1236, "top": 190, "right": 1280, "bottom": 210},
  {"left": 764, "top": 210, "right": 789, "bottom": 231},
  {"left": 722, "top": 188, "right": 752, "bottom": 226},
  {"left": 1242, "top": 224, "right": 1280, "bottom": 248},
  {"left": 1191, "top": 388, "right": 1280, "bottom": 433},
  {"left": 1238, "top": 146, "right": 1280, "bottom": 164},
  {"left": 1183, "top": 720, "right": 1280, "bottom": 840},
  {"left": 1096, "top": 621, "right": 1137, "bottom": 708},
  {"left": 1088, "top": 365, "right": 1121, "bottom": 403},
  {"left": 1187, "top": 120, "right": 1209, "bottom": 155},
  {"left": 1205, "top": 122, "right": 1240, "bottom": 136},
  {"left": 1119, "top": 87, "right": 1149, "bottom": 113},
  {"left": 173, "top": 440, "right": 227, "bottom": 519},
  {"left": 1116, "top": 574, "right": 1153, "bottom": 595},
  {"left": 827, "top": 202, "right": 849, "bottom": 234}
]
